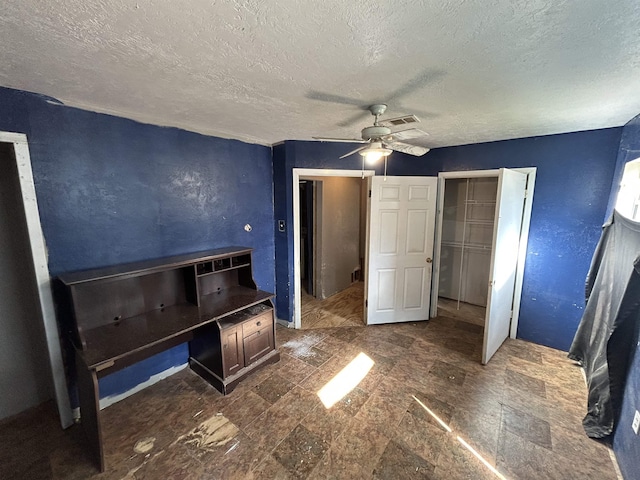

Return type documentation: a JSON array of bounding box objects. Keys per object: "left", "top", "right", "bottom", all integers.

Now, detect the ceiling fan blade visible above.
[
  {"left": 339, "top": 145, "right": 368, "bottom": 159},
  {"left": 389, "top": 128, "right": 429, "bottom": 142},
  {"left": 386, "top": 68, "right": 446, "bottom": 103},
  {"left": 312, "top": 136, "right": 368, "bottom": 143},
  {"left": 387, "top": 142, "right": 430, "bottom": 156},
  {"left": 337, "top": 110, "right": 370, "bottom": 127},
  {"left": 306, "top": 91, "right": 366, "bottom": 106}
]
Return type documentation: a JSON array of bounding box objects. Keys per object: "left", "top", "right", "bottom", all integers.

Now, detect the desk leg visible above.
[{"left": 75, "top": 352, "right": 105, "bottom": 472}]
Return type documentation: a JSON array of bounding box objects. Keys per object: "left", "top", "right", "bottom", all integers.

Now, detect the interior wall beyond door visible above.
[
  {"left": 0, "top": 142, "right": 51, "bottom": 419},
  {"left": 317, "top": 176, "right": 361, "bottom": 299}
]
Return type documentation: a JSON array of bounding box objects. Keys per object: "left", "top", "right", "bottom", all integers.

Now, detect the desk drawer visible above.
[{"left": 242, "top": 310, "right": 273, "bottom": 338}]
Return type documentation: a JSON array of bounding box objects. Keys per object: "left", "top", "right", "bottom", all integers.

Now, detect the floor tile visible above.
[
  {"left": 428, "top": 359, "right": 467, "bottom": 386},
  {"left": 329, "top": 326, "right": 363, "bottom": 342},
  {"left": 272, "top": 424, "right": 329, "bottom": 479},
  {"left": 496, "top": 428, "right": 618, "bottom": 480},
  {"left": 501, "top": 404, "right": 553, "bottom": 450},
  {"left": 434, "top": 435, "right": 500, "bottom": 480},
  {"left": 331, "top": 386, "right": 370, "bottom": 417},
  {"left": 272, "top": 386, "right": 323, "bottom": 422},
  {"left": 254, "top": 373, "right": 296, "bottom": 404},
  {"left": 221, "top": 390, "right": 272, "bottom": 429},
  {"left": 275, "top": 355, "right": 318, "bottom": 385},
  {"left": 329, "top": 421, "right": 390, "bottom": 470},
  {"left": 243, "top": 404, "right": 299, "bottom": 451},
  {"left": 373, "top": 439, "right": 436, "bottom": 479},
  {"left": 444, "top": 338, "right": 478, "bottom": 357},
  {"left": 393, "top": 409, "right": 448, "bottom": 465},
  {"left": 354, "top": 391, "right": 407, "bottom": 437},
  {"left": 505, "top": 368, "right": 547, "bottom": 398},
  {"left": 301, "top": 403, "right": 354, "bottom": 444},
  {"left": 294, "top": 346, "right": 333, "bottom": 367},
  {"left": 251, "top": 454, "right": 292, "bottom": 480},
  {"left": 408, "top": 391, "right": 455, "bottom": 428}
]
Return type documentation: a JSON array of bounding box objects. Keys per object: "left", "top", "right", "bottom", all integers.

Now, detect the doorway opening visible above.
[
  {"left": 298, "top": 175, "right": 368, "bottom": 329},
  {"left": 0, "top": 132, "right": 72, "bottom": 427},
  {"left": 292, "top": 169, "right": 375, "bottom": 330}
]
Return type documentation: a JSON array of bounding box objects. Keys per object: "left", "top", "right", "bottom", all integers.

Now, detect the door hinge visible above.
[
  {"left": 365, "top": 299, "right": 368, "bottom": 307},
  {"left": 368, "top": 190, "right": 372, "bottom": 198},
  {"left": 524, "top": 189, "right": 528, "bottom": 198}
]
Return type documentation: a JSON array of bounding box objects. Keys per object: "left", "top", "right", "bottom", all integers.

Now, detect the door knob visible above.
[{"left": 426, "top": 258, "right": 433, "bottom": 263}]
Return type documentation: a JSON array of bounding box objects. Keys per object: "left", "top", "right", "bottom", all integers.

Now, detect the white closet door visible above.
[
  {"left": 482, "top": 168, "right": 527, "bottom": 364},
  {"left": 367, "top": 176, "right": 437, "bottom": 325}
]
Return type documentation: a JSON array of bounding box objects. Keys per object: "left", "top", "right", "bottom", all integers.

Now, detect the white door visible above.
[
  {"left": 482, "top": 168, "right": 527, "bottom": 364},
  {"left": 366, "top": 176, "right": 437, "bottom": 325}
]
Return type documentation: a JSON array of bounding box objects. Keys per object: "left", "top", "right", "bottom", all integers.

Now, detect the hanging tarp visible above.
[{"left": 568, "top": 211, "right": 640, "bottom": 438}]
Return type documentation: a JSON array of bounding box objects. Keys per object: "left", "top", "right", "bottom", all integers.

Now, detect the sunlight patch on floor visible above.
[
  {"left": 317, "top": 352, "right": 374, "bottom": 408},
  {"left": 457, "top": 436, "right": 508, "bottom": 480},
  {"left": 412, "top": 395, "right": 509, "bottom": 480},
  {"left": 411, "top": 395, "right": 452, "bottom": 433}
]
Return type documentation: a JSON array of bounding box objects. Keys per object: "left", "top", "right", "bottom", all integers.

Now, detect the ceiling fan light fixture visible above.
[{"left": 359, "top": 143, "right": 392, "bottom": 164}]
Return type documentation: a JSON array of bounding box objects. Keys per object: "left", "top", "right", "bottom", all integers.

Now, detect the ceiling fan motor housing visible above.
[{"left": 361, "top": 125, "right": 391, "bottom": 140}]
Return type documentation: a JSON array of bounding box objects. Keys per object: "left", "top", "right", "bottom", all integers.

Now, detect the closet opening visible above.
[
  {"left": 438, "top": 177, "right": 498, "bottom": 334},
  {"left": 432, "top": 168, "right": 535, "bottom": 364}
]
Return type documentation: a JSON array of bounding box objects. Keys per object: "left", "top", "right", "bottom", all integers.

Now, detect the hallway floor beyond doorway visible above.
[{"left": 301, "top": 282, "right": 364, "bottom": 329}]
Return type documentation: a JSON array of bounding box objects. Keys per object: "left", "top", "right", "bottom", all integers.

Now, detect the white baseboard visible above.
[{"left": 276, "top": 318, "right": 292, "bottom": 328}]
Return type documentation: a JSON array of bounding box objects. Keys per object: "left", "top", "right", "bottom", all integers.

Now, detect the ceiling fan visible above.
[{"left": 313, "top": 104, "right": 431, "bottom": 164}]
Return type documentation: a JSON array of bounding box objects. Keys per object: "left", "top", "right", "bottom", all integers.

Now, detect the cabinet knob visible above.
[
  {"left": 223, "top": 344, "right": 227, "bottom": 349},
  {"left": 256, "top": 321, "right": 261, "bottom": 326},
  {"left": 426, "top": 258, "right": 433, "bottom": 263}
]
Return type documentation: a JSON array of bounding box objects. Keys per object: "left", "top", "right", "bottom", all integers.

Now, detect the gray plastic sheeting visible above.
[{"left": 568, "top": 211, "right": 640, "bottom": 438}]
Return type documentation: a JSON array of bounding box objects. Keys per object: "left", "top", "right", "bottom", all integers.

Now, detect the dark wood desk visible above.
[{"left": 57, "top": 247, "right": 279, "bottom": 472}]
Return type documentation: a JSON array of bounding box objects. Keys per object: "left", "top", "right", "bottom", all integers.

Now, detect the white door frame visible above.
[
  {"left": 430, "top": 167, "right": 537, "bottom": 339},
  {"left": 0, "top": 131, "right": 73, "bottom": 428},
  {"left": 292, "top": 168, "right": 375, "bottom": 329}
]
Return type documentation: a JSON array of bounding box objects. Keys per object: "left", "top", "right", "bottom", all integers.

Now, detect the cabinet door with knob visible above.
[{"left": 222, "top": 326, "right": 244, "bottom": 377}]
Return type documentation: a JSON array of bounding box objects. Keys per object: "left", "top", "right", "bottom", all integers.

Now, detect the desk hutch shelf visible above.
[{"left": 57, "top": 246, "right": 279, "bottom": 472}]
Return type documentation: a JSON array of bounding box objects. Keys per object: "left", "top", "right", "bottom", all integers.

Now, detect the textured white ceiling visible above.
[{"left": 1, "top": 0, "right": 640, "bottom": 147}]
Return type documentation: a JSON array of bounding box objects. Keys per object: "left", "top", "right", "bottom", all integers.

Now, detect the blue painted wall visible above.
[
  {"left": 0, "top": 86, "right": 275, "bottom": 400},
  {"left": 394, "top": 130, "right": 622, "bottom": 351},
  {"left": 611, "top": 113, "right": 640, "bottom": 480},
  {"left": 273, "top": 131, "right": 622, "bottom": 352}
]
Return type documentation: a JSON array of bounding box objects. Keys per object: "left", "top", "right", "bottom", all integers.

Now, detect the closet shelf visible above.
[
  {"left": 442, "top": 241, "right": 492, "bottom": 251},
  {"left": 464, "top": 219, "right": 494, "bottom": 226},
  {"left": 445, "top": 202, "right": 497, "bottom": 208}
]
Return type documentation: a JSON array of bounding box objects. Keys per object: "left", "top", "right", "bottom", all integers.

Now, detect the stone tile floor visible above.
[{"left": 0, "top": 316, "right": 620, "bottom": 479}]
